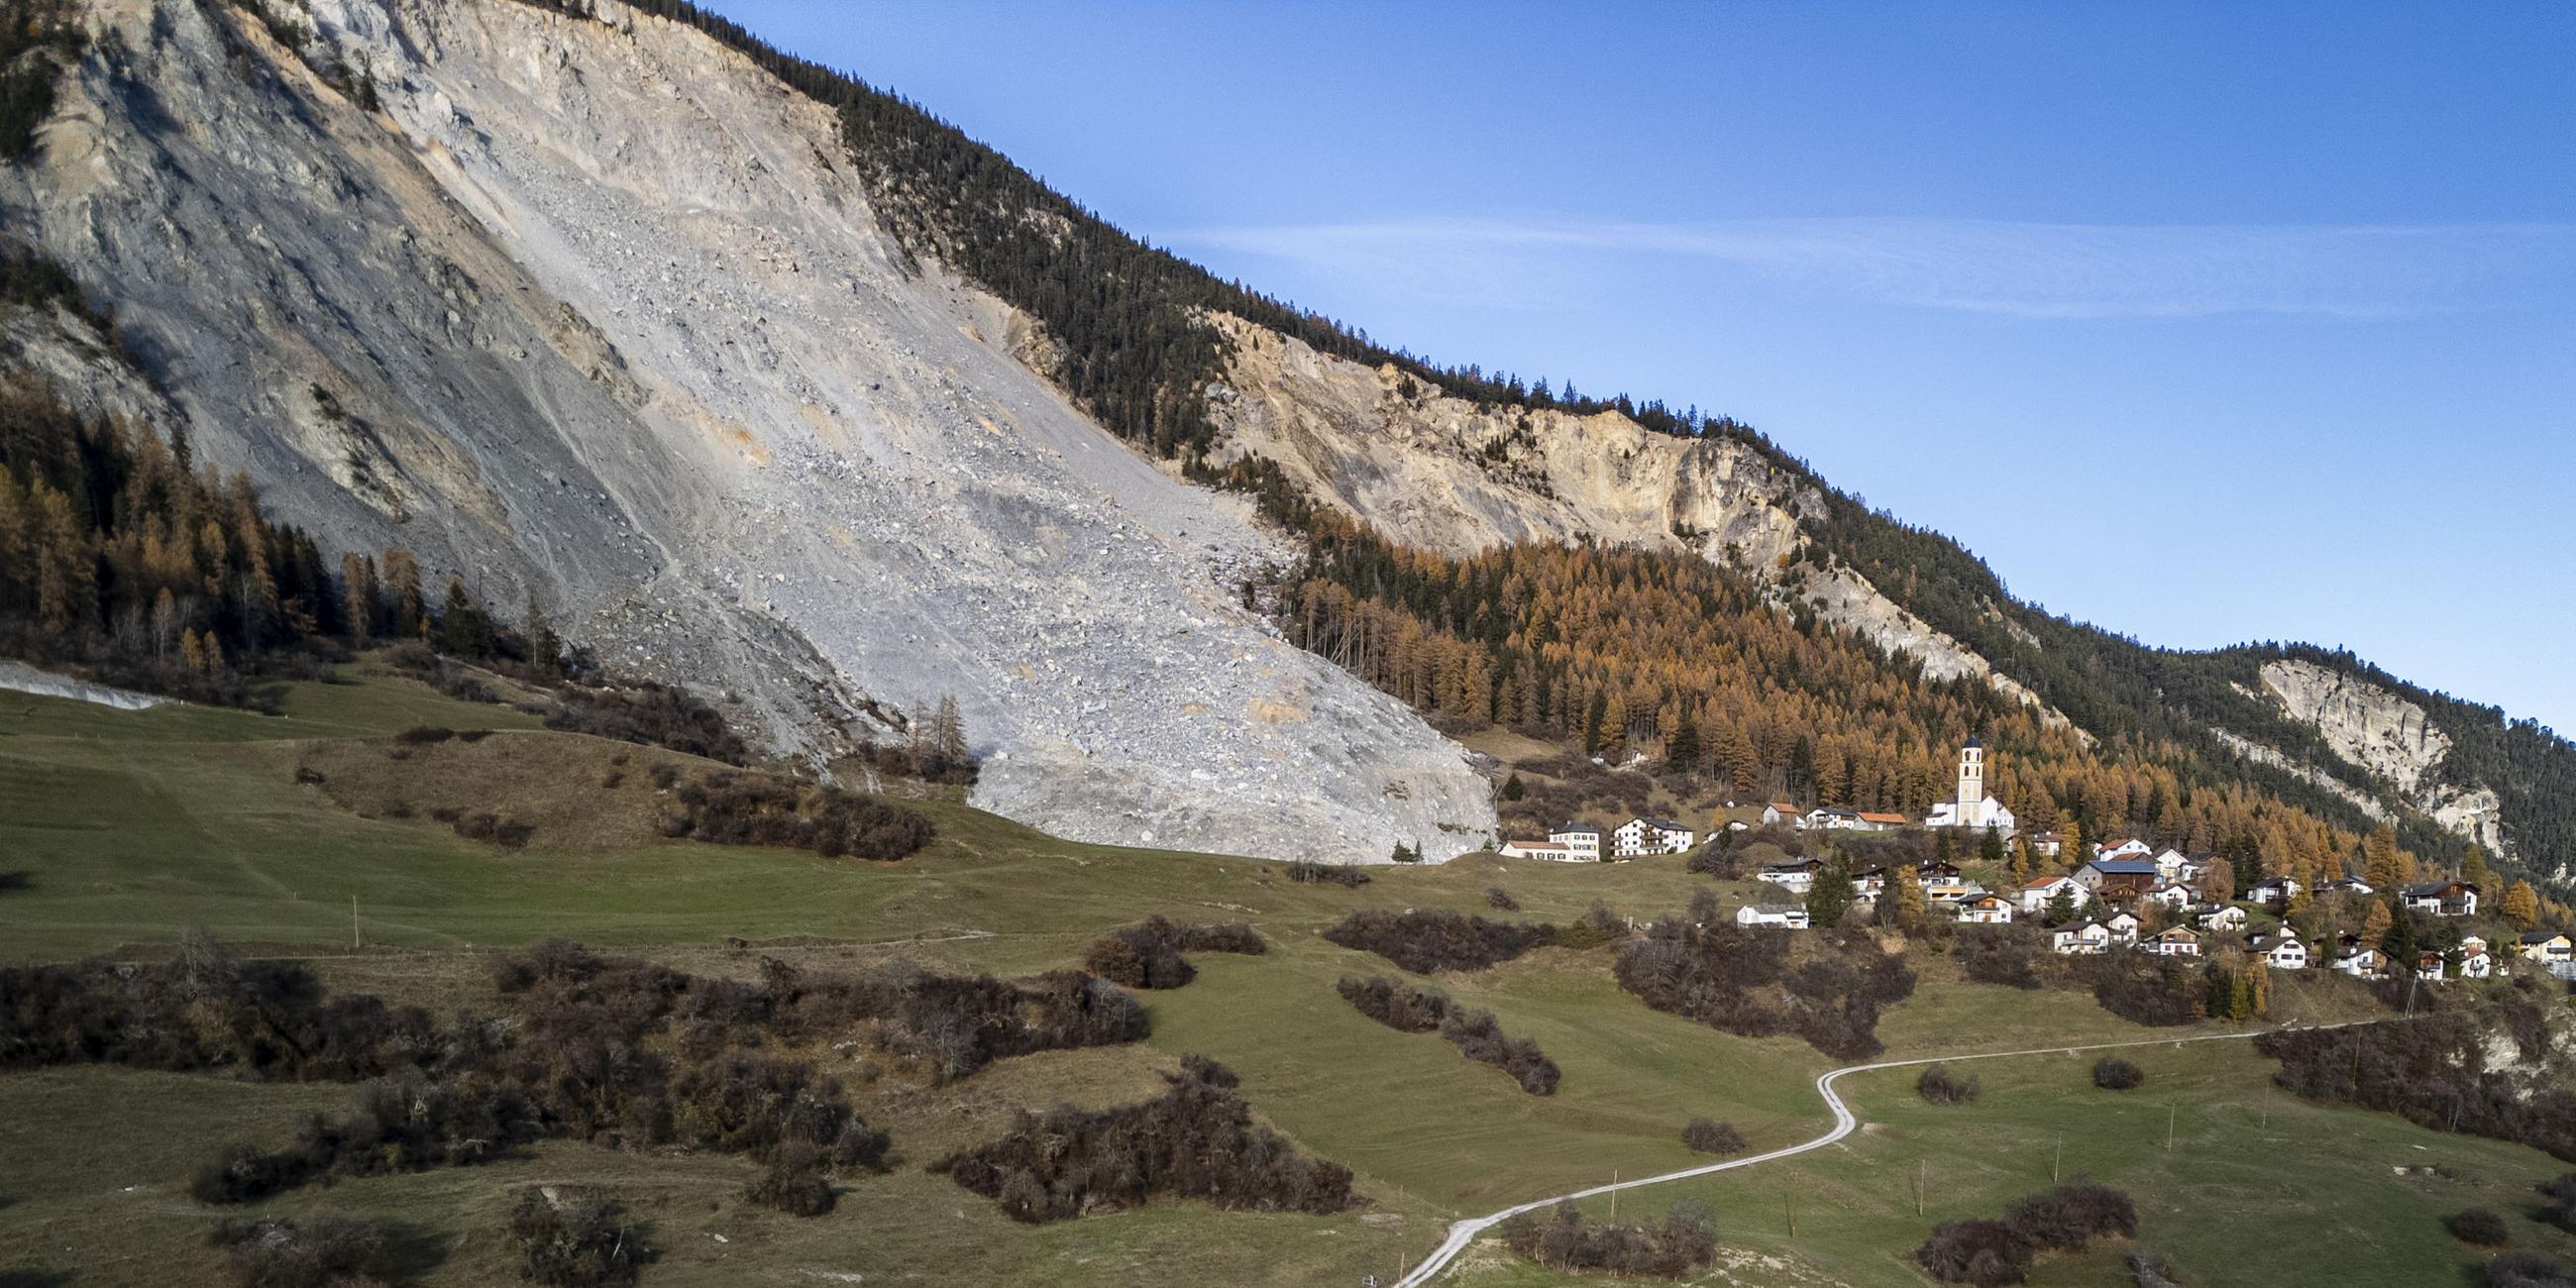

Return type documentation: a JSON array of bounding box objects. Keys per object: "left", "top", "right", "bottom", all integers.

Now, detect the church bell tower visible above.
[{"left": 1957, "top": 736, "right": 1985, "bottom": 814}]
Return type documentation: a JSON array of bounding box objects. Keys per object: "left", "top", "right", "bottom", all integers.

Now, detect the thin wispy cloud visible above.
[{"left": 1175, "top": 217, "right": 2576, "bottom": 319}]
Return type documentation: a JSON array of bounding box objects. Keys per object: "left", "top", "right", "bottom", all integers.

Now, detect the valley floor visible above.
[{"left": 0, "top": 667, "right": 2568, "bottom": 1287}]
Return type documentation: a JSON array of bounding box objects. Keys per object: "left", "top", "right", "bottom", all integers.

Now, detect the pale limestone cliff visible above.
[
  {"left": 2232, "top": 660, "right": 2510, "bottom": 857},
  {"left": 1201, "top": 315, "right": 2073, "bottom": 726}
]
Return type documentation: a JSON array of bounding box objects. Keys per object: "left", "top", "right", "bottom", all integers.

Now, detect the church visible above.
[{"left": 1924, "top": 736, "right": 2016, "bottom": 833}]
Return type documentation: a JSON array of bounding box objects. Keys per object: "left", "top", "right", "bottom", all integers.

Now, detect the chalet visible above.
[
  {"left": 1923, "top": 876, "right": 1981, "bottom": 906},
  {"left": 1549, "top": 822, "right": 1604, "bottom": 862},
  {"left": 2518, "top": 931, "right": 2574, "bottom": 965},
  {"left": 2460, "top": 949, "right": 2495, "bottom": 980},
  {"left": 2247, "top": 877, "right": 2302, "bottom": 906},
  {"left": 2095, "top": 838, "right": 2153, "bottom": 862},
  {"left": 2253, "top": 929, "right": 2308, "bottom": 971},
  {"left": 1756, "top": 859, "right": 1824, "bottom": 894},
  {"left": 2018, "top": 874, "right": 2083, "bottom": 915},
  {"left": 2199, "top": 906, "right": 2249, "bottom": 932},
  {"left": 2142, "top": 883, "right": 2195, "bottom": 912},
  {"left": 1738, "top": 904, "right": 1811, "bottom": 930},
  {"left": 2029, "top": 830, "right": 2067, "bottom": 859},
  {"left": 1957, "top": 895, "right": 2015, "bottom": 925},
  {"left": 2053, "top": 921, "right": 2115, "bottom": 955},
  {"left": 2416, "top": 951, "right": 2447, "bottom": 983},
  {"left": 2144, "top": 926, "right": 2202, "bottom": 957},
  {"left": 1917, "top": 860, "right": 1965, "bottom": 881},
  {"left": 1498, "top": 838, "right": 1582, "bottom": 861},
  {"left": 2334, "top": 945, "right": 2388, "bottom": 980},
  {"left": 1858, "top": 810, "right": 1910, "bottom": 830},
  {"left": 2402, "top": 882, "right": 2480, "bottom": 917},
  {"left": 1849, "top": 865, "right": 1888, "bottom": 899},
  {"left": 2150, "top": 848, "right": 2193, "bottom": 881},
  {"left": 2100, "top": 911, "right": 2143, "bottom": 944},
  {"left": 1614, "top": 816, "right": 1696, "bottom": 859},
  {"left": 2459, "top": 934, "right": 2489, "bottom": 958},
  {"left": 1761, "top": 803, "right": 1800, "bottom": 827},
  {"left": 1805, "top": 805, "right": 1865, "bottom": 831},
  {"left": 2323, "top": 877, "right": 2375, "bottom": 898},
  {"left": 2076, "top": 859, "right": 2160, "bottom": 898}
]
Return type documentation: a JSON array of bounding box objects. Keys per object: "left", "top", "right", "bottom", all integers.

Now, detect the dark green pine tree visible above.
[{"left": 1806, "top": 860, "right": 1856, "bottom": 927}]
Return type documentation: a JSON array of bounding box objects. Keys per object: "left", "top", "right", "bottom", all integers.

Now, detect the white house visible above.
[
  {"left": 2415, "top": 951, "right": 2447, "bottom": 982},
  {"left": 1957, "top": 895, "right": 2015, "bottom": 924},
  {"left": 1923, "top": 876, "right": 1981, "bottom": 906},
  {"left": 2518, "top": 931, "right": 2574, "bottom": 965},
  {"left": 2247, "top": 877, "right": 2303, "bottom": 907},
  {"left": 1756, "top": 859, "right": 1823, "bottom": 894},
  {"left": 2100, "top": 911, "right": 2142, "bottom": 944},
  {"left": 2095, "top": 838, "right": 2154, "bottom": 862},
  {"left": 1924, "top": 737, "right": 2016, "bottom": 833},
  {"left": 2402, "top": 882, "right": 2480, "bottom": 917},
  {"left": 1760, "top": 803, "right": 1799, "bottom": 827},
  {"left": 2053, "top": 921, "right": 2114, "bottom": 955},
  {"left": 1613, "top": 816, "right": 1696, "bottom": 859},
  {"left": 2150, "top": 848, "right": 2193, "bottom": 882},
  {"left": 2018, "top": 874, "right": 2082, "bottom": 915},
  {"left": 2029, "top": 830, "right": 2067, "bottom": 859},
  {"left": 2199, "top": 906, "right": 2249, "bottom": 933},
  {"left": 2144, "top": 926, "right": 2202, "bottom": 957},
  {"left": 1849, "top": 865, "right": 1889, "bottom": 899},
  {"left": 2334, "top": 945, "right": 2388, "bottom": 980},
  {"left": 2143, "top": 883, "right": 2195, "bottom": 912},
  {"left": 2253, "top": 929, "right": 2308, "bottom": 970},
  {"left": 1549, "top": 822, "right": 1605, "bottom": 862},
  {"left": 1737, "top": 904, "right": 1811, "bottom": 929},
  {"left": 2460, "top": 949, "right": 2495, "bottom": 980},
  {"left": 1498, "top": 838, "right": 1583, "bottom": 861}
]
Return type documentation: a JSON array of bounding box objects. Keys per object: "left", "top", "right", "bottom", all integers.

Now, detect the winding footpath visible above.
[{"left": 1391, "top": 1023, "right": 2329, "bottom": 1287}]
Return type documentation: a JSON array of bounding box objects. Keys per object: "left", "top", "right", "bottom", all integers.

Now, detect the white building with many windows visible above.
[{"left": 1613, "top": 816, "right": 1695, "bottom": 858}]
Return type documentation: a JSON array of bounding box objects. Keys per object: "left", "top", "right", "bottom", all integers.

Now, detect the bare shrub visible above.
[
  {"left": 1325, "top": 909, "right": 1553, "bottom": 973},
  {"left": 2451, "top": 1207, "right": 2512, "bottom": 1246},
  {"left": 1681, "top": 1118, "right": 1745, "bottom": 1155},
  {"left": 1285, "top": 859, "right": 1368, "bottom": 888},
  {"left": 1495, "top": 1198, "right": 1717, "bottom": 1278},
  {"left": 207, "top": 1214, "right": 389, "bottom": 1288},
  {"left": 509, "top": 1189, "right": 650, "bottom": 1288},
  {"left": 937, "top": 1057, "right": 1351, "bottom": 1222},
  {"left": 1918, "top": 1063, "right": 1981, "bottom": 1106},
  {"left": 2093, "top": 1057, "right": 2145, "bottom": 1091}
]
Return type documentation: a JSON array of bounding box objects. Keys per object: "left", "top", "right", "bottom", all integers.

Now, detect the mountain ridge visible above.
[{"left": 1, "top": 0, "right": 2566, "bottom": 883}]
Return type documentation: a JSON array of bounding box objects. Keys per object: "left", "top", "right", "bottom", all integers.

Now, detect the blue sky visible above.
[{"left": 710, "top": 1, "right": 2576, "bottom": 734}]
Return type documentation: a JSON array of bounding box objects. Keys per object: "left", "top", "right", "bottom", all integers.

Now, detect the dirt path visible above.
[{"left": 1392, "top": 1022, "right": 2336, "bottom": 1286}]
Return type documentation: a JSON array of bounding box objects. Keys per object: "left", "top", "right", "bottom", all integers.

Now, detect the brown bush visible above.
[
  {"left": 1918, "top": 1064, "right": 1981, "bottom": 1105},
  {"left": 937, "top": 1057, "right": 1351, "bottom": 1223},
  {"left": 1681, "top": 1118, "right": 1745, "bottom": 1154},
  {"left": 510, "top": 1189, "right": 650, "bottom": 1288},
  {"left": 1496, "top": 1198, "right": 1717, "bottom": 1278},
  {"left": 208, "top": 1214, "right": 390, "bottom": 1288},
  {"left": 1324, "top": 909, "right": 1555, "bottom": 973}
]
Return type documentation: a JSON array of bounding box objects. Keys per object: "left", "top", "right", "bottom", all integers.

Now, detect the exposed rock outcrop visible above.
[
  {"left": 1202, "top": 315, "right": 2073, "bottom": 726},
  {"left": 0, "top": 0, "right": 1492, "bottom": 861},
  {"left": 2235, "top": 661, "right": 2510, "bottom": 856}
]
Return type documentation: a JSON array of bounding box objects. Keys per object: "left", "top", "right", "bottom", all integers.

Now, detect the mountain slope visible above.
[
  {"left": 4, "top": 0, "right": 2565, "bottom": 883},
  {"left": 0, "top": 0, "right": 1494, "bottom": 861}
]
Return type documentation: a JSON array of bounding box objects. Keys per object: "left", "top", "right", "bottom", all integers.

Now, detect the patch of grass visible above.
[{"left": 3, "top": 671, "right": 2567, "bottom": 1286}]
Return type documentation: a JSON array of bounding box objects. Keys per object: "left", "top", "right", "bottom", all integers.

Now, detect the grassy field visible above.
[{"left": 2, "top": 668, "right": 2570, "bottom": 1287}]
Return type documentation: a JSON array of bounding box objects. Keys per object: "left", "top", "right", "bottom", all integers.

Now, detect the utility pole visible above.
[
  {"left": 1609, "top": 1171, "right": 1618, "bottom": 1224},
  {"left": 2052, "top": 1137, "right": 2063, "bottom": 1183},
  {"left": 1785, "top": 1194, "right": 1796, "bottom": 1237},
  {"left": 351, "top": 895, "right": 361, "bottom": 950},
  {"left": 1915, "top": 1160, "right": 1925, "bottom": 1215},
  {"left": 2166, "top": 1102, "right": 2177, "bottom": 1150}
]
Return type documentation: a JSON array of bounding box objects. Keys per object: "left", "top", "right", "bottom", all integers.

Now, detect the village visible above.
[{"left": 1495, "top": 738, "right": 2576, "bottom": 988}]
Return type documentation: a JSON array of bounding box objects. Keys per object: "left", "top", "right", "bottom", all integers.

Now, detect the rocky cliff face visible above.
[
  {"left": 0, "top": 0, "right": 1493, "bottom": 861},
  {"left": 1203, "top": 315, "right": 2071, "bottom": 725},
  {"left": 2245, "top": 660, "right": 2508, "bottom": 855}
]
